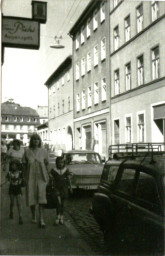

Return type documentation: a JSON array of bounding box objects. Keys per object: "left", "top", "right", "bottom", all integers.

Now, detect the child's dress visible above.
[
  {"left": 50, "top": 167, "right": 71, "bottom": 199},
  {"left": 6, "top": 171, "right": 24, "bottom": 195}
]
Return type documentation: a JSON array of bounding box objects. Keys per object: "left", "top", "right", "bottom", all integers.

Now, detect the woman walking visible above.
[{"left": 23, "top": 133, "right": 49, "bottom": 228}]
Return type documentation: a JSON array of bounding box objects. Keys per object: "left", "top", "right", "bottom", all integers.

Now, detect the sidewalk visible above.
[{"left": 0, "top": 170, "right": 95, "bottom": 255}]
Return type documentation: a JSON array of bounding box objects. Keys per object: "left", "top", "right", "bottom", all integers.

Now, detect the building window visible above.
[
  {"left": 125, "top": 116, "right": 132, "bottom": 143},
  {"left": 88, "top": 87, "right": 92, "bottom": 107},
  {"left": 101, "top": 78, "right": 106, "bottom": 102},
  {"left": 5, "top": 125, "right": 9, "bottom": 130},
  {"left": 75, "top": 64, "right": 80, "bottom": 80},
  {"left": 114, "top": 0, "right": 119, "bottom": 8},
  {"left": 100, "top": 2, "right": 105, "bottom": 23},
  {"left": 125, "top": 62, "right": 131, "bottom": 91},
  {"left": 81, "top": 57, "right": 85, "bottom": 77},
  {"left": 76, "top": 94, "right": 80, "bottom": 112},
  {"left": 52, "top": 85, "right": 55, "bottom": 93},
  {"left": 82, "top": 90, "right": 86, "bottom": 110},
  {"left": 94, "top": 45, "right": 98, "bottom": 67},
  {"left": 76, "top": 34, "right": 79, "bottom": 50},
  {"left": 152, "top": 46, "right": 159, "bottom": 80},
  {"left": 138, "top": 114, "right": 145, "bottom": 142},
  {"left": 61, "top": 76, "right": 64, "bottom": 86},
  {"left": 114, "top": 69, "right": 120, "bottom": 95},
  {"left": 81, "top": 26, "right": 85, "bottom": 45},
  {"left": 58, "top": 103, "right": 60, "bottom": 115},
  {"left": 86, "top": 19, "right": 91, "bottom": 38},
  {"left": 94, "top": 82, "right": 99, "bottom": 105},
  {"left": 101, "top": 37, "right": 106, "bottom": 61},
  {"left": 87, "top": 52, "right": 91, "bottom": 72},
  {"left": 114, "top": 119, "right": 120, "bottom": 144},
  {"left": 151, "top": 1, "right": 159, "bottom": 22},
  {"left": 114, "top": 26, "right": 119, "bottom": 51},
  {"left": 62, "top": 100, "right": 64, "bottom": 113},
  {"left": 67, "top": 71, "right": 70, "bottom": 82},
  {"left": 125, "top": 15, "right": 131, "bottom": 42},
  {"left": 137, "top": 55, "right": 144, "bottom": 86},
  {"left": 93, "top": 10, "right": 98, "bottom": 31},
  {"left": 5, "top": 116, "right": 8, "bottom": 121},
  {"left": 14, "top": 116, "right": 17, "bottom": 122},
  {"left": 68, "top": 96, "right": 70, "bottom": 111},
  {"left": 137, "top": 4, "right": 143, "bottom": 33}
]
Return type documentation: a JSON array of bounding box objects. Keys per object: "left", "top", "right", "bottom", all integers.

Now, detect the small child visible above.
[
  {"left": 51, "top": 156, "right": 72, "bottom": 225},
  {"left": 6, "top": 159, "right": 25, "bottom": 224}
]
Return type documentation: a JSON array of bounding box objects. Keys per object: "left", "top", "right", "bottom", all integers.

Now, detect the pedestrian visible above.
[
  {"left": 22, "top": 133, "right": 49, "bottom": 228},
  {"left": 6, "top": 139, "right": 24, "bottom": 172},
  {"left": 51, "top": 156, "right": 73, "bottom": 225},
  {"left": 1, "top": 140, "right": 7, "bottom": 171},
  {"left": 6, "top": 158, "right": 24, "bottom": 224}
]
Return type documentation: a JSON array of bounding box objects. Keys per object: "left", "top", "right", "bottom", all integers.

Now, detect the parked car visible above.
[
  {"left": 63, "top": 150, "right": 104, "bottom": 190},
  {"left": 91, "top": 143, "right": 165, "bottom": 254},
  {"left": 48, "top": 152, "right": 56, "bottom": 169}
]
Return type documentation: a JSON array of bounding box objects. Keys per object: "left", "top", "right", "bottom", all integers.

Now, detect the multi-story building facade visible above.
[
  {"left": 37, "top": 105, "right": 48, "bottom": 124},
  {"left": 110, "top": 0, "right": 165, "bottom": 144},
  {"left": 1, "top": 99, "right": 40, "bottom": 144},
  {"left": 37, "top": 121, "right": 48, "bottom": 144},
  {"left": 69, "top": 0, "right": 110, "bottom": 158},
  {"left": 45, "top": 56, "right": 73, "bottom": 151}
]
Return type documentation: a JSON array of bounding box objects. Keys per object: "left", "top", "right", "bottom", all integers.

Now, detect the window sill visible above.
[
  {"left": 101, "top": 57, "right": 106, "bottom": 63},
  {"left": 100, "top": 19, "right": 105, "bottom": 25}
]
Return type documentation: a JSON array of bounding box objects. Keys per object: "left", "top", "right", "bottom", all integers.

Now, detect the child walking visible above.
[
  {"left": 6, "top": 158, "right": 24, "bottom": 224},
  {"left": 51, "top": 156, "right": 72, "bottom": 225}
]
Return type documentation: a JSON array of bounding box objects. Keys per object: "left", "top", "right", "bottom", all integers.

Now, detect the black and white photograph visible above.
[{"left": 1, "top": 0, "right": 165, "bottom": 255}]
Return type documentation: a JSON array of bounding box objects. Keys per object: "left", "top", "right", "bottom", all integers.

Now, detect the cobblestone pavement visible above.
[{"left": 65, "top": 190, "right": 107, "bottom": 255}]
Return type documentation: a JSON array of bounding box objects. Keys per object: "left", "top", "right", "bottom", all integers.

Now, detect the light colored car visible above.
[
  {"left": 63, "top": 150, "right": 104, "bottom": 190},
  {"left": 48, "top": 152, "right": 56, "bottom": 169}
]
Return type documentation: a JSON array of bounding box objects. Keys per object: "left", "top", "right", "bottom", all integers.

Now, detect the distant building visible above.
[
  {"left": 1, "top": 99, "right": 40, "bottom": 144},
  {"left": 45, "top": 55, "right": 73, "bottom": 151},
  {"left": 37, "top": 121, "right": 48, "bottom": 145},
  {"left": 36, "top": 105, "right": 48, "bottom": 124}
]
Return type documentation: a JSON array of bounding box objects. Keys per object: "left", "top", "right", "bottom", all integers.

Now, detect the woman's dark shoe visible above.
[
  {"left": 39, "top": 221, "right": 46, "bottom": 228},
  {"left": 19, "top": 216, "right": 23, "bottom": 225}
]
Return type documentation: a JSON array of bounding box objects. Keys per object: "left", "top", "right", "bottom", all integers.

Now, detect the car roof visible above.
[{"left": 105, "top": 155, "right": 165, "bottom": 176}]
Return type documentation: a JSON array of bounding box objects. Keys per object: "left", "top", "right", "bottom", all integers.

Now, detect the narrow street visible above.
[
  {"left": 66, "top": 190, "right": 106, "bottom": 255},
  {"left": 0, "top": 169, "right": 106, "bottom": 255}
]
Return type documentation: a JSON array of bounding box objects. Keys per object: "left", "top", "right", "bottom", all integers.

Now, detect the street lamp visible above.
[{"left": 50, "top": 36, "right": 65, "bottom": 49}]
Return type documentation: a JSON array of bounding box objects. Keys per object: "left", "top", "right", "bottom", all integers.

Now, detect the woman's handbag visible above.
[{"left": 45, "top": 177, "right": 57, "bottom": 209}]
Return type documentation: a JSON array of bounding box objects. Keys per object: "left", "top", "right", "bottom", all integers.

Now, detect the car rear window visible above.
[
  {"left": 116, "top": 168, "right": 136, "bottom": 195},
  {"left": 101, "top": 165, "right": 118, "bottom": 184},
  {"left": 65, "top": 153, "right": 101, "bottom": 164}
]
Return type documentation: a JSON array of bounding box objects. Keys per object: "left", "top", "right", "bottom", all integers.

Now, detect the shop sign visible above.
[{"left": 2, "top": 16, "right": 40, "bottom": 49}]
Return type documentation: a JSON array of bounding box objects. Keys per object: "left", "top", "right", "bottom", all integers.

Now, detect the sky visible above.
[{"left": 1, "top": 0, "right": 90, "bottom": 109}]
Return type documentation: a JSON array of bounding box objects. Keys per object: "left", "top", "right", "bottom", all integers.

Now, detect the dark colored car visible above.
[
  {"left": 92, "top": 143, "right": 165, "bottom": 254},
  {"left": 63, "top": 150, "right": 104, "bottom": 190}
]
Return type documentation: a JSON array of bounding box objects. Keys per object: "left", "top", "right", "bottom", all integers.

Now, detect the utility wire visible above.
[
  {"left": 56, "top": 0, "right": 77, "bottom": 36},
  {"left": 58, "top": 0, "right": 84, "bottom": 36}
]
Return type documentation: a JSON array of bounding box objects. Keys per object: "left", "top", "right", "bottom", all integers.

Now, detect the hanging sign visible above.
[{"left": 2, "top": 16, "right": 40, "bottom": 49}]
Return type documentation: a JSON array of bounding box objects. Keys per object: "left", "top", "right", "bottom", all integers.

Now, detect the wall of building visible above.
[
  {"left": 48, "top": 62, "right": 74, "bottom": 151},
  {"left": 110, "top": 0, "right": 165, "bottom": 145}
]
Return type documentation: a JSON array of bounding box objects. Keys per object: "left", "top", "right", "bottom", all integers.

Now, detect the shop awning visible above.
[{"left": 153, "top": 104, "right": 165, "bottom": 120}]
